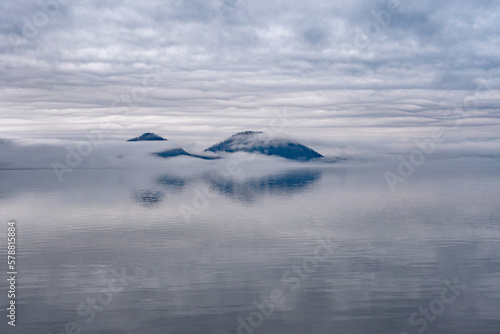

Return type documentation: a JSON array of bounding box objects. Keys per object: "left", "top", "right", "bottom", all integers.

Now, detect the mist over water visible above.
[
  {"left": 2, "top": 0, "right": 500, "bottom": 332},
  {"left": 1, "top": 159, "right": 499, "bottom": 334}
]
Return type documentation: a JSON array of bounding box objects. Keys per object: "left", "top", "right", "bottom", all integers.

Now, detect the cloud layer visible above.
[{"left": 1, "top": 0, "right": 499, "bottom": 155}]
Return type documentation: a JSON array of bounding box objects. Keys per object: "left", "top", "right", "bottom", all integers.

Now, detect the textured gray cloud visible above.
[{"left": 0, "top": 0, "right": 499, "bottom": 155}]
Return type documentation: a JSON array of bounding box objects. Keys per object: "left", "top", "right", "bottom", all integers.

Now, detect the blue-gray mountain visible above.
[
  {"left": 205, "top": 131, "right": 323, "bottom": 161},
  {"left": 155, "top": 148, "right": 219, "bottom": 160},
  {"left": 128, "top": 133, "right": 167, "bottom": 141}
]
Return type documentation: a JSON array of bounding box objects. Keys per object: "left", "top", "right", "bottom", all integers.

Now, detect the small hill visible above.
[
  {"left": 155, "top": 148, "right": 220, "bottom": 160},
  {"left": 127, "top": 133, "right": 167, "bottom": 142},
  {"left": 205, "top": 131, "right": 323, "bottom": 161}
]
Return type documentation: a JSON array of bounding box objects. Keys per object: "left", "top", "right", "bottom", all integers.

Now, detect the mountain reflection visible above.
[
  {"left": 204, "top": 169, "right": 322, "bottom": 203},
  {"left": 156, "top": 174, "right": 187, "bottom": 189},
  {"left": 134, "top": 169, "right": 322, "bottom": 206},
  {"left": 132, "top": 189, "right": 164, "bottom": 207}
]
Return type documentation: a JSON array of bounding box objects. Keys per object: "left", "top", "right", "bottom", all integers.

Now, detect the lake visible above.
[{"left": 0, "top": 158, "right": 499, "bottom": 334}]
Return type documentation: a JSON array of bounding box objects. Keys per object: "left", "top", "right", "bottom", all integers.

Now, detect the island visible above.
[
  {"left": 205, "top": 131, "right": 323, "bottom": 161},
  {"left": 127, "top": 133, "right": 167, "bottom": 142}
]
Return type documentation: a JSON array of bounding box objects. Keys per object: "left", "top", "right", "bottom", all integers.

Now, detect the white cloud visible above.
[{"left": 0, "top": 0, "right": 499, "bottom": 157}]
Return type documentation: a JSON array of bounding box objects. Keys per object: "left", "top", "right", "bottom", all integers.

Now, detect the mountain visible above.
[
  {"left": 127, "top": 132, "right": 167, "bottom": 142},
  {"left": 205, "top": 131, "right": 323, "bottom": 161},
  {"left": 155, "top": 148, "right": 220, "bottom": 160}
]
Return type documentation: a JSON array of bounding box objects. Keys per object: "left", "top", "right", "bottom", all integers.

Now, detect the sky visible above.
[{"left": 0, "top": 0, "right": 499, "bottom": 155}]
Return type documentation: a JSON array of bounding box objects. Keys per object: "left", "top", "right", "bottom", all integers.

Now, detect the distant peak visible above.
[
  {"left": 155, "top": 147, "right": 220, "bottom": 160},
  {"left": 232, "top": 131, "right": 263, "bottom": 136},
  {"left": 205, "top": 131, "right": 323, "bottom": 161},
  {"left": 127, "top": 133, "right": 167, "bottom": 142}
]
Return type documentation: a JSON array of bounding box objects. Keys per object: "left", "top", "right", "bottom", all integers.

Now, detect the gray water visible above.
[{"left": 1, "top": 159, "right": 500, "bottom": 334}]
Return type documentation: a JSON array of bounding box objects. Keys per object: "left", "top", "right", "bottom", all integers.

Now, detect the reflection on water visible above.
[
  {"left": 156, "top": 174, "right": 187, "bottom": 190},
  {"left": 146, "top": 169, "right": 322, "bottom": 205},
  {"left": 132, "top": 189, "right": 165, "bottom": 207},
  {"left": 0, "top": 161, "right": 500, "bottom": 334},
  {"left": 204, "top": 169, "right": 322, "bottom": 203}
]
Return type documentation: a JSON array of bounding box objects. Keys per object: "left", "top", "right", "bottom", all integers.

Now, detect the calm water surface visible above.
[{"left": 0, "top": 159, "right": 499, "bottom": 334}]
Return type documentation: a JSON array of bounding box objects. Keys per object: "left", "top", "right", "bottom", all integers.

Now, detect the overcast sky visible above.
[{"left": 0, "top": 0, "right": 499, "bottom": 154}]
